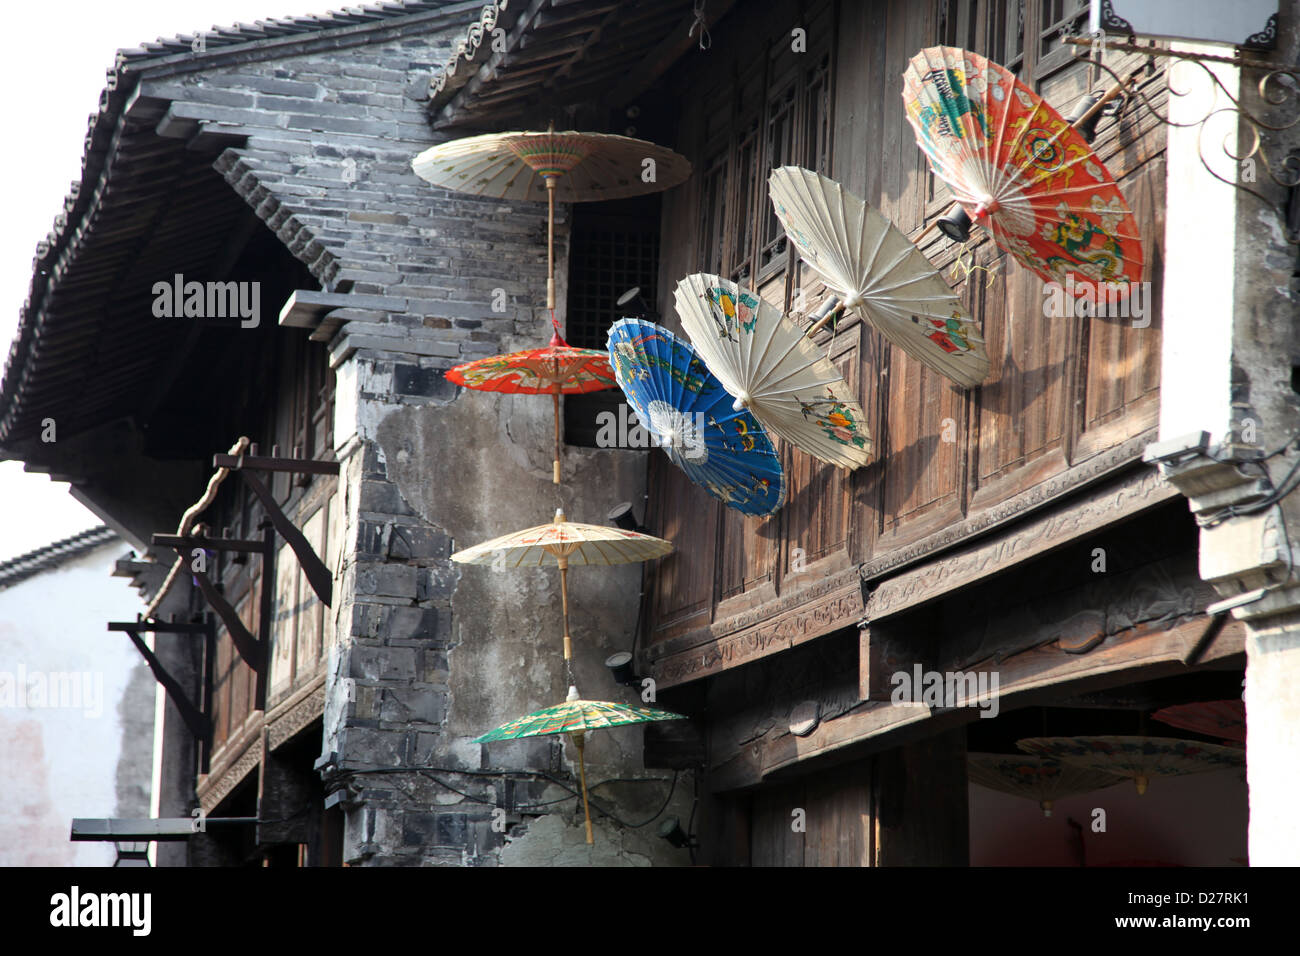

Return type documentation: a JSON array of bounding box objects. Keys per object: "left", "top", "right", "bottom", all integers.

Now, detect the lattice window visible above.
[
  {"left": 564, "top": 211, "right": 660, "bottom": 350},
  {"left": 701, "top": 18, "right": 836, "bottom": 287}
]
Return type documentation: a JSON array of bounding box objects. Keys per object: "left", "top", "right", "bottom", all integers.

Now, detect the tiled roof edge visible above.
[{"left": 0, "top": 525, "right": 120, "bottom": 591}]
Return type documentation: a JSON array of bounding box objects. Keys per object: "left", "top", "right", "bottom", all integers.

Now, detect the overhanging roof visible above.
[
  {"left": 427, "top": 0, "right": 738, "bottom": 129},
  {"left": 0, "top": 1, "right": 473, "bottom": 450}
]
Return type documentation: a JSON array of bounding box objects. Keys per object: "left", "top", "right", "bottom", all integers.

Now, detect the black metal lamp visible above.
[
  {"left": 605, "top": 650, "right": 638, "bottom": 686},
  {"left": 616, "top": 286, "right": 657, "bottom": 320},
  {"left": 608, "top": 501, "right": 647, "bottom": 534},
  {"left": 657, "top": 816, "right": 698, "bottom": 849}
]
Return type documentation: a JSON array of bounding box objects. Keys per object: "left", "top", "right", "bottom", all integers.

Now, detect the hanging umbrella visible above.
[
  {"left": 412, "top": 126, "right": 691, "bottom": 310},
  {"left": 673, "top": 273, "right": 872, "bottom": 470},
  {"left": 968, "top": 753, "right": 1125, "bottom": 817},
  {"left": 477, "top": 685, "right": 685, "bottom": 844},
  {"left": 1151, "top": 700, "right": 1246, "bottom": 745},
  {"left": 445, "top": 321, "right": 615, "bottom": 484},
  {"left": 451, "top": 509, "right": 672, "bottom": 663},
  {"left": 607, "top": 318, "right": 786, "bottom": 516},
  {"left": 768, "top": 166, "right": 989, "bottom": 387},
  {"left": 1017, "top": 736, "right": 1245, "bottom": 796},
  {"left": 902, "top": 46, "right": 1143, "bottom": 300}
]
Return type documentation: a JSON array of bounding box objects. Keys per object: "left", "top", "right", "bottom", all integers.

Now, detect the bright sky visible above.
[{"left": 0, "top": 1, "right": 351, "bottom": 562}]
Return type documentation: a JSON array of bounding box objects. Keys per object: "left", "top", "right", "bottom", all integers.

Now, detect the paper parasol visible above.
[
  {"left": 445, "top": 322, "right": 615, "bottom": 484},
  {"left": 451, "top": 509, "right": 672, "bottom": 662},
  {"left": 768, "top": 166, "right": 989, "bottom": 387},
  {"left": 902, "top": 46, "right": 1143, "bottom": 300},
  {"left": 477, "top": 685, "right": 684, "bottom": 844},
  {"left": 673, "top": 273, "right": 872, "bottom": 470},
  {"left": 968, "top": 753, "right": 1126, "bottom": 817},
  {"left": 607, "top": 318, "right": 786, "bottom": 516},
  {"left": 1151, "top": 700, "right": 1246, "bottom": 745},
  {"left": 1017, "top": 735, "right": 1245, "bottom": 795},
  {"left": 412, "top": 127, "right": 691, "bottom": 309}
]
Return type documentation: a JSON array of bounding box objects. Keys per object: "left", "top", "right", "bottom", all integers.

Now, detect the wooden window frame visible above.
[{"left": 697, "top": 26, "right": 836, "bottom": 288}]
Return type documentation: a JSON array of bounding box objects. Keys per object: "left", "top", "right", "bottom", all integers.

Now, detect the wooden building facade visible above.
[{"left": 612, "top": 0, "right": 1244, "bottom": 865}]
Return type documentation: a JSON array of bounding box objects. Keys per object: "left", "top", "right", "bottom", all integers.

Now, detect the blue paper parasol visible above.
[{"left": 607, "top": 318, "right": 786, "bottom": 515}]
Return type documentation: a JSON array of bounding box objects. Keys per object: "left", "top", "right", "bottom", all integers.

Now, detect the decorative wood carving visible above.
[
  {"left": 198, "top": 728, "right": 262, "bottom": 814},
  {"left": 864, "top": 467, "right": 1177, "bottom": 620},
  {"left": 266, "top": 674, "right": 326, "bottom": 751},
  {"left": 645, "top": 571, "right": 863, "bottom": 689},
  {"left": 860, "top": 433, "right": 1160, "bottom": 584}
]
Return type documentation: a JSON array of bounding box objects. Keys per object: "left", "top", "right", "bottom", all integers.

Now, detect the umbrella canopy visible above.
[
  {"left": 607, "top": 318, "right": 786, "bottom": 516},
  {"left": 451, "top": 509, "right": 672, "bottom": 662},
  {"left": 968, "top": 753, "right": 1125, "bottom": 817},
  {"left": 445, "top": 323, "right": 615, "bottom": 483},
  {"left": 673, "top": 273, "right": 872, "bottom": 470},
  {"left": 768, "top": 166, "right": 989, "bottom": 387},
  {"left": 412, "top": 127, "right": 691, "bottom": 309},
  {"left": 1017, "top": 735, "right": 1245, "bottom": 795},
  {"left": 477, "top": 689, "right": 685, "bottom": 743},
  {"left": 1151, "top": 700, "right": 1246, "bottom": 745},
  {"left": 902, "top": 46, "right": 1143, "bottom": 300},
  {"left": 477, "top": 685, "right": 685, "bottom": 844}
]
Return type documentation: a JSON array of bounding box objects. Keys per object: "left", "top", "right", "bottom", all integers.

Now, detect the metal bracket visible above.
[
  {"left": 108, "top": 619, "right": 214, "bottom": 755},
  {"left": 238, "top": 471, "right": 333, "bottom": 607},
  {"left": 182, "top": 555, "right": 266, "bottom": 678},
  {"left": 1066, "top": 34, "right": 1300, "bottom": 244}
]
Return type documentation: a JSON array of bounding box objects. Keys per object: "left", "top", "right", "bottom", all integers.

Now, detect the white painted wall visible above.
[
  {"left": 1160, "top": 43, "right": 1239, "bottom": 445},
  {"left": 0, "top": 538, "right": 153, "bottom": 866}
]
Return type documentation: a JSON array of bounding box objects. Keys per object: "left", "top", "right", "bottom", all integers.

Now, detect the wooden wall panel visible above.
[
  {"left": 781, "top": 328, "right": 857, "bottom": 569},
  {"left": 1081, "top": 157, "right": 1164, "bottom": 438},
  {"left": 649, "top": 454, "right": 718, "bottom": 632},
  {"left": 643, "top": 0, "right": 1168, "bottom": 667}
]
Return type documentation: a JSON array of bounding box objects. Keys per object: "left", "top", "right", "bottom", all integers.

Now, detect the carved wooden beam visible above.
[
  {"left": 644, "top": 570, "right": 864, "bottom": 690},
  {"left": 863, "top": 467, "right": 1179, "bottom": 621}
]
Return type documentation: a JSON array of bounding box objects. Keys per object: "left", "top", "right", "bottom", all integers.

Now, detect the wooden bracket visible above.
[
  {"left": 213, "top": 452, "right": 339, "bottom": 476},
  {"left": 183, "top": 552, "right": 266, "bottom": 678},
  {"left": 152, "top": 533, "right": 264, "bottom": 553},
  {"left": 239, "top": 471, "right": 333, "bottom": 608},
  {"left": 109, "top": 619, "right": 214, "bottom": 755}
]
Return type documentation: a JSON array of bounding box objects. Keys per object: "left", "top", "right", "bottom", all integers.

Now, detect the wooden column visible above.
[{"left": 872, "top": 727, "right": 969, "bottom": 866}]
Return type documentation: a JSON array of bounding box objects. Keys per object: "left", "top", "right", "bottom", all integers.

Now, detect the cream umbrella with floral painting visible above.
[
  {"left": 412, "top": 126, "right": 691, "bottom": 310},
  {"left": 451, "top": 509, "right": 672, "bottom": 665}
]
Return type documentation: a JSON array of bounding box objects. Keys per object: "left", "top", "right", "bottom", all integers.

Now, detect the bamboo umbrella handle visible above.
[
  {"left": 546, "top": 177, "right": 557, "bottom": 312},
  {"left": 1072, "top": 75, "right": 1133, "bottom": 132},
  {"left": 574, "top": 733, "right": 594, "bottom": 845},
  {"left": 552, "top": 385, "right": 562, "bottom": 484},
  {"left": 559, "top": 561, "right": 572, "bottom": 661},
  {"left": 807, "top": 306, "right": 840, "bottom": 337}
]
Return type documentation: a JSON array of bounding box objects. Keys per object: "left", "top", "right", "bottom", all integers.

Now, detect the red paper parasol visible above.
[
  {"left": 445, "top": 322, "right": 616, "bottom": 483},
  {"left": 1151, "top": 700, "right": 1246, "bottom": 745},
  {"left": 902, "top": 46, "right": 1143, "bottom": 302}
]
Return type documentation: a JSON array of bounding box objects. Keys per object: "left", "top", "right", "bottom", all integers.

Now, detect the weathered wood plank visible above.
[{"left": 864, "top": 467, "right": 1178, "bottom": 620}]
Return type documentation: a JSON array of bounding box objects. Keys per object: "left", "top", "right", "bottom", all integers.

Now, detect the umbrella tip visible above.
[
  {"left": 567, "top": 685, "right": 579, "bottom": 701},
  {"left": 732, "top": 391, "right": 751, "bottom": 412},
  {"left": 554, "top": 508, "right": 566, "bottom": 523}
]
